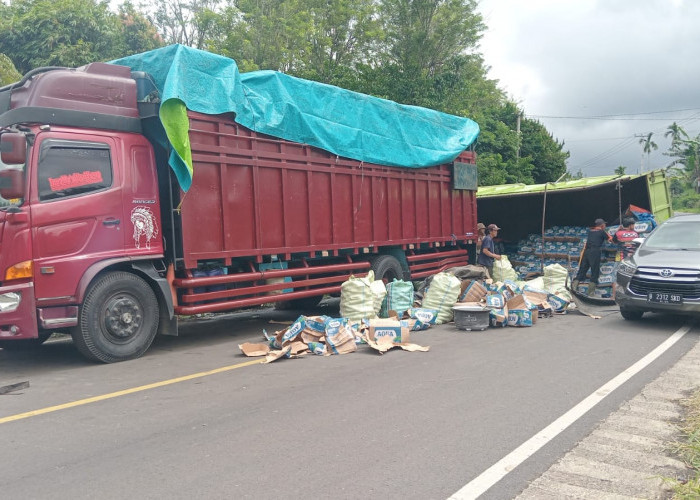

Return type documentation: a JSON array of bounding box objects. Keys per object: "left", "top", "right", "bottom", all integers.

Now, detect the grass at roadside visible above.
[{"left": 668, "top": 389, "right": 700, "bottom": 498}]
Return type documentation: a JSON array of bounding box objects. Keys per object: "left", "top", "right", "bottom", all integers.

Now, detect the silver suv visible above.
[{"left": 615, "top": 213, "right": 700, "bottom": 320}]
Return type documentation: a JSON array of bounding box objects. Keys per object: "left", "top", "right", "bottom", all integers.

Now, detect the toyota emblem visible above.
[{"left": 659, "top": 269, "right": 674, "bottom": 278}]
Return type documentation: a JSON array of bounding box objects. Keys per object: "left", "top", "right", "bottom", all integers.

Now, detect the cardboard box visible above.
[
  {"left": 522, "top": 290, "right": 549, "bottom": 309},
  {"left": 368, "top": 318, "right": 410, "bottom": 345},
  {"left": 459, "top": 279, "right": 488, "bottom": 303},
  {"left": 489, "top": 305, "right": 508, "bottom": 327},
  {"left": 506, "top": 295, "right": 537, "bottom": 327}
]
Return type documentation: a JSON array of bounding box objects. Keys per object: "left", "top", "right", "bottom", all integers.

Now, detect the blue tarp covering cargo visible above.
[{"left": 111, "top": 44, "right": 480, "bottom": 191}]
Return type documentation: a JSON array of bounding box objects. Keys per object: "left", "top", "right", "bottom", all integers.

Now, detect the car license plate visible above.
[{"left": 647, "top": 292, "right": 683, "bottom": 304}]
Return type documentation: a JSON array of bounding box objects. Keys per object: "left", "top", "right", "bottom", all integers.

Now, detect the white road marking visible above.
[{"left": 449, "top": 323, "right": 693, "bottom": 499}]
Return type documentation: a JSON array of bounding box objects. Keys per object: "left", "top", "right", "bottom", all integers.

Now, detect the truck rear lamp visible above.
[
  {"left": 0, "top": 292, "right": 21, "bottom": 313},
  {"left": 5, "top": 260, "right": 33, "bottom": 281}
]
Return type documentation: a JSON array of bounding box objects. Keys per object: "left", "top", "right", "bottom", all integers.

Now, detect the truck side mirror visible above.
[
  {"left": 0, "top": 169, "right": 25, "bottom": 200},
  {"left": 0, "top": 133, "right": 27, "bottom": 165}
]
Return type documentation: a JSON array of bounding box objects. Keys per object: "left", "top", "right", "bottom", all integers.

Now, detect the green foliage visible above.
[
  {"left": 148, "top": 0, "right": 223, "bottom": 49},
  {"left": 0, "top": 0, "right": 121, "bottom": 73},
  {"left": 0, "top": 0, "right": 162, "bottom": 73},
  {"left": 211, "top": 0, "right": 312, "bottom": 72},
  {"left": 0, "top": 53, "right": 22, "bottom": 85},
  {"left": 614, "top": 165, "right": 626, "bottom": 175},
  {"left": 668, "top": 389, "right": 700, "bottom": 497},
  {"left": 520, "top": 118, "right": 568, "bottom": 184},
  {"left": 116, "top": 2, "right": 165, "bottom": 56}
]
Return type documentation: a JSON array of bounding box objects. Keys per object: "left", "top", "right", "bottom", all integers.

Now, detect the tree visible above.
[
  {"left": 638, "top": 132, "right": 658, "bottom": 173},
  {"left": 378, "top": 0, "right": 483, "bottom": 75},
  {"left": 0, "top": 53, "right": 22, "bottom": 84},
  {"left": 0, "top": 0, "right": 123, "bottom": 73},
  {"left": 614, "top": 165, "right": 626, "bottom": 175},
  {"left": 297, "top": 0, "right": 382, "bottom": 86},
  {"left": 116, "top": 2, "right": 165, "bottom": 56},
  {"left": 148, "top": 0, "right": 225, "bottom": 49},
  {"left": 664, "top": 121, "right": 688, "bottom": 144},
  {"left": 519, "top": 118, "right": 568, "bottom": 184},
  {"left": 211, "top": 0, "right": 312, "bottom": 72},
  {"left": 0, "top": 0, "right": 163, "bottom": 73}
]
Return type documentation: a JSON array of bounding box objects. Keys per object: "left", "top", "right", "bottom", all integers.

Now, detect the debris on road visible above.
[{"left": 0, "top": 381, "right": 30, "bottom": 395}]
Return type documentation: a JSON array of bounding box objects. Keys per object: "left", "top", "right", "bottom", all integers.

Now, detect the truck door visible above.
[{"left": 30, "top": 133, "right": 124, "bottom": 302}]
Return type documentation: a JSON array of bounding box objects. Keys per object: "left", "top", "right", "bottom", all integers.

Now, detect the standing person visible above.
[
  {"left": 573, "top": 218, "right": 612, "bottom": 296},
  {"left": 613, "top": 218, "right": 639, "bottom": 259},
  {"left": 477, "top": 223, "right": 502, "bottom": 279},
  {"left": 476, "top": 222, "right": 486, "bottom": 252}
]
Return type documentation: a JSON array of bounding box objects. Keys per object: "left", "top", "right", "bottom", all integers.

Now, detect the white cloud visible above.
[{"left": 477, "top": 0, "right": 700, "bottom": 176}]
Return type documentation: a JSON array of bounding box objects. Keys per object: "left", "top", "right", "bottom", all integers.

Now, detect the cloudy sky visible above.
[{"left": 476, "top": 0, "right": 700, "bottom": 178}]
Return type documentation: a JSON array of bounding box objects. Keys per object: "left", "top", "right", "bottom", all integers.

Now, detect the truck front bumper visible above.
[{"left": 0, "top": 282, "right": 38, "bottom": 340}]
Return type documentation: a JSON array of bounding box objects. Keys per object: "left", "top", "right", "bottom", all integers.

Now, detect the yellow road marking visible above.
[{"left": 0, "top": 358, "right": 264, "bottom": 425}]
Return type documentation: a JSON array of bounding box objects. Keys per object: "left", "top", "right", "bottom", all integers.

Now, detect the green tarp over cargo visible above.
[
  {"left": 111, "top": 44, "right": 480, "bottom": 192},
  {"left": 476, "top": 170, "right": 672, "bottom": 241}
]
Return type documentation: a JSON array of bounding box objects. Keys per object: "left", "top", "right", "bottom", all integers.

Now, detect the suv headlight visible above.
[{"left": 618, "top": 260, "right": 637, "bottom": 276}]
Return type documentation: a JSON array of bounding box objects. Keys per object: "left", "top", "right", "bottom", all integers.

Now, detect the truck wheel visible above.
[
  {"left": 370, "top": 255, "right": 404, "bottom": 283},
  {"left": 72, "top": 272, "right": 159, "bottom": 363},
  {"left": 620, "top": 307, "right": 644, "bottom": 321},
  {"left": 0, "top": 332, "right": 52, "bottom": 350}
]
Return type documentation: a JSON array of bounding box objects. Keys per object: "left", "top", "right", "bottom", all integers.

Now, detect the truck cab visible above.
[{"left": 0, "top": 63, "right": 171, "bottom": 361}]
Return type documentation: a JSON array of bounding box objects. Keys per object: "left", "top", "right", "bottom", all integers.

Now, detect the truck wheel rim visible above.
[{"left": 103, "top": 295, "right": 143, "bottom": 342}]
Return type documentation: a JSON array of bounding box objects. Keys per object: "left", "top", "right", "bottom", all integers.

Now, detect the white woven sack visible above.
[
  {"left": 492, "top": 256, "right": 518, "bottom": 282},
  {"left": 339, "top": 271, "right": 386, "bottom": 321},
  {"left": 422, "top": 272, "right": 461, "bottom": 324},
  {"left": 543, "top": 263, "right": 569, "bottom": 292}
]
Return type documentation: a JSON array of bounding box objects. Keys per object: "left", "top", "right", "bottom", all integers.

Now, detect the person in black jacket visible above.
[{"left": 572, "top": 218, "right": 612, "bottom": 296}]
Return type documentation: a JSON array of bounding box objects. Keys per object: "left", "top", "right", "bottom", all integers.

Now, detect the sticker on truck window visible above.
[
  {"left": 131, "top": 206, "right": 159, "bottom": 249},
  {"left": 48, "top": 171, "right": 104, "bottom": 192}
]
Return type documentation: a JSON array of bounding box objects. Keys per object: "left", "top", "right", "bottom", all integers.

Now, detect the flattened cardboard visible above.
[
  {"left": 264, "top": 345, "right": 292, "bottom": 363},
  {"left": 288, "top": 340, "right": 309, "bottom": 355},
  {"left": 239, "top": 342, "right": 271, "bottom": 357},
  {"left": 365, "top": 335, "right": 430, "bottom": 354},
  {"left": 325, "top": 318, "right": 357, "bottom": 354}
]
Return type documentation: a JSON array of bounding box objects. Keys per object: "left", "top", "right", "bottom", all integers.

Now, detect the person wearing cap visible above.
[
  {"left": 613, "top": 218, "right": 640, "bottom": 259},
  {"left": 572, "top": 218, "right": 613, "bottom": 296},
  {"left": 477, "top": 223, "right": 502, "bottom": 279},
  {"left": 476, "top": 222, "right": 486, "bottom": 252}
]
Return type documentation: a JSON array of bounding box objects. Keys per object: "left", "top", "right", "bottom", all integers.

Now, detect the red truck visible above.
[{"left": 0, "top": 61, "right": 478, "bottom": 362}]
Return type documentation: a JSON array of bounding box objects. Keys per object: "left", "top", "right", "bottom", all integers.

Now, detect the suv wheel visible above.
[{"left": 620, "top": 307, "right": 644, "bottom": 321}]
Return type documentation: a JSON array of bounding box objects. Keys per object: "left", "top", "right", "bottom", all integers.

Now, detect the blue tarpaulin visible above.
[{"left": 112, "top": 44, "right": 479, "bottom": 191}]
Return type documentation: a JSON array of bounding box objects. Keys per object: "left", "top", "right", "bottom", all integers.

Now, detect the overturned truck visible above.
[{"left": 477, "top": 172, "right": 672, "bottom": 242}]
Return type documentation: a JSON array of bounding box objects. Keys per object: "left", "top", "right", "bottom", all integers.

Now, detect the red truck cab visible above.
[{"left": 0, "top": 63, "right": 172, "bottom": 361}]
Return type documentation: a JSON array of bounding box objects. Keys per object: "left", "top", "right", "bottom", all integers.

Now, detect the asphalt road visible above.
[{"left": 1, "top": 301, "right": 697, "bottom": 499}]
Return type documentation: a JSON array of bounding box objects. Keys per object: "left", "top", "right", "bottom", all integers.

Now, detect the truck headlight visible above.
[
  {"left": 0, "top": 292, "right": 21, "bottom": 312},
  {"left": 618, "top": 261, "right": 637, "bottom": 276}
]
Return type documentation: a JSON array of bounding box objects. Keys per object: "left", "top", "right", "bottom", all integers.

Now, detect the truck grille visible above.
[{"left": 629, "top": 266, "right": 700, "bottom": 299}]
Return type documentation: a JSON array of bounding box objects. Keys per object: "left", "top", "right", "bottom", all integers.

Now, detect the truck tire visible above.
[
  {"left": 0, "top": 332, "right": 52, "bottom": 350},
  {"left": 72, "top": 272, "right": 159, "bottom": 363},
  {"left": 370, "top": 255, "right": 404, "bottom": 283},
  {"left": 620, "top": 307, "right": 644, "bottom": 321}
]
